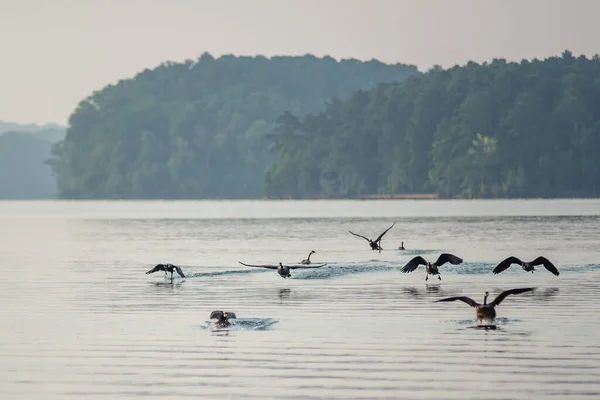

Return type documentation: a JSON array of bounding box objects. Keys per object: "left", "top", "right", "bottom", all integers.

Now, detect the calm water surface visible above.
[{"left": 1, "top": 199, "right": 600, "bottom": 399}]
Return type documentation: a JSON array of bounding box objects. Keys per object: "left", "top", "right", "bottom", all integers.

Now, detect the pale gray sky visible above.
[{"left": 1, "top": 0, "right": 598, "bottom": 125}]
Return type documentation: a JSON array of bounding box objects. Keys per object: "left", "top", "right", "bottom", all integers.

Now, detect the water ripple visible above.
[{"left": 2, "top": 201, "right": 600, "bottom": 399}]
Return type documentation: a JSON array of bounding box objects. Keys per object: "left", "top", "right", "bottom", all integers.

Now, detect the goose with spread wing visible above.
[
  {"left": 210, "top": 310, "right": 237, "bottom": 328},
  {"left": 145, "top": 263, "right": 186, "bottom": 279},
  {"left": 435, "top": 287, "right": 535, "bottom": 323},
  {"left": 301, "top": 250, "right": 316, "bottom": 265},
  {"left": 349, "top": 222, "right": 395, "bottom": 252},
  {"left": 400, "top": 253, "right": 463, "bottom": 280},
  {"left": 238, "top": 261, "right": 327, "bottom": 278},
  {"left": 492, "top": 256, "right": 560, "bottom": 276}
]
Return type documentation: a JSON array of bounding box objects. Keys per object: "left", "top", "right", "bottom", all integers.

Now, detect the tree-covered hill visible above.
[
  {"left": 49, "top": 53, "right": 419, "bottom": 199},
  {"left": 0, "top": 121, "right": 65, "bottom": 143},
  {"left": 0, "top": 122, "right": 65, "bottom": 199},
  {"left": 0, "top": 132, "right": 56, "bottom": 199},
  {"left": 264, "top": 51, "right": 600, "bottom": 199}
]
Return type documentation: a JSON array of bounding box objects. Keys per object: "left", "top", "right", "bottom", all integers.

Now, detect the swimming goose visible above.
[
  {"left": 435, "top": 287, "right": 535, "bottom": 323},
  {"left": 238, "top": 261, "right": 327, "bottom": 278},
  {"left": 301, "top": 250, "right": 316, "bottom": 265},
  {"left": 145, "top": 263, "right": 186, "bottom": 278},
  {"left": 210, "top": 310, "right": 237, "bottom": 328},
  {"left": 400, "top": 253, "right": 463, "bottom": 280},
  {"left": 493, "top": 256, "right": 560, "bottom": 276},
  {"left": 349, "top": 222, "right": 395, "bottom": 252},
  {"left": 398, "top": 241, "right": 405, "bottom": 250}
]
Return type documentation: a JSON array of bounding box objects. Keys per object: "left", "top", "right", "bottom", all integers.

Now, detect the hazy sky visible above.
[{"left": 1, "top": 0, "right": 598, "bottom": 125}]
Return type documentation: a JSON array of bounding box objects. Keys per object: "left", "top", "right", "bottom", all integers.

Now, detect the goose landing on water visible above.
[
  {"left": 210, "top": 310, "right": 237, "bottom": 328},
  {"left": 400, "top": 253, "right": 463, "bottom": 281},
  {"left": 238, "top": 261, "right": 327, "bottom": 279},
  {"left": 493, "top": 256, "right": 560, "bottom": 276},
  {"left": 301, "top": 250, "right": 316, "bottom": 265},
  {"left": 146, "top": 263, "right": 186, "bottom": 279},
  {"left": 349, "top": 222, "right": 395, "bottom": 252},
  {"left": 435, "top": 287, "right": 535, "bottom": 324}
]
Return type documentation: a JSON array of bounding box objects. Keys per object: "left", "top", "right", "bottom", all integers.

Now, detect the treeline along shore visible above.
[{"left": 40, "top": 50, "right": 600, "bottom": 200}]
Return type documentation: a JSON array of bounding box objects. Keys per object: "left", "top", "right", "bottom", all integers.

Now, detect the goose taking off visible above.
[
  {"left": 238, "top": 261, "right": 327, "bottom": 279},
  {"left": 401, "top": 253, "right": 463, "bottom": 281},
  {"left": 210, "top": 310, "right": 237, "bottom": 328},
  {"left": 435, "top": 287, "right": 535, "bottom": 323},
  {"left": 301, "top": 250, "right": 316, "bottom": 265},
  {"left": 493, "top": 256, "right": 560, "bottom": 276},
  {"left": 146, "top": 263, "right": 186, "bottom": 279},
  {"left": 349, "top": 222, "right": 395, "bottom": 252}
]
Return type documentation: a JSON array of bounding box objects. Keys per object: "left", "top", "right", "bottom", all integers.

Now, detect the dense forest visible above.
[
  {"left": 0, "top": 122, "right": 65, "bottom": 199},
  {"left": 265, "top": 51, "right": 600, "bottom": 198},
  {"left": 49, "top": 53, "right": 418, "bottom": 198}
]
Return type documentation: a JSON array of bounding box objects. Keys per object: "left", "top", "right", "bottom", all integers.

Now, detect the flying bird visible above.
[
  {"left": 400, "top": 253, "right": 463, "bottom": 280},
  {"left": 435, "top": 287, "right": 535, "bottom": 324},
  {"left": 238, "top": 261, "right": 327, "bottom": 279},
  {"left": 349, "top": 222, "right": 395, "bottom": 252},
  {"left": 210, "top": 310, "right": 237, "bottom": 328},
  {"left": 301, "top": 250, "right": 316, "bottom": 265},
  {"left": 145, "top": 263, "right": 186, "bottom": 279},
  {"left": 492, "top": 256, "right": 560, "bottom": 276}
]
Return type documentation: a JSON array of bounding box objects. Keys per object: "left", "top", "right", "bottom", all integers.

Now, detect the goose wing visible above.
[
  {"left": 490, "top": 287, "right": 535, "bottom": 306},
  {"left": 531, "top": 256, "right": 560, "bottom": 276},
  {"left": 145, "top": 264, "right": 166, "bottom": 274},
  {"left": 435, "top": 296, "right": 480, "bottom": 308},
  {"left": 238, "top": 261, "right": 278, "bottom": 270},
  {"left": 434, "top": 253, "right": 463, "bottom": 267},
  {"left": 492, "top": 256, "right": 522, "bottom": 274},
  {"left": 348, "top": 230, "right": 371, "bottom": 242},
  {"left": 210, "top": 310, "right": 224, "bottom": 320},
  {"left": 400, "top": 256, "right": 428, "bottom": 273},
  {"left": 374, "top": 222, "right": 396, "bottom": 243},
  {"left": 225, "top": 312, "right": 237, "bottom": 320},
  {"left": 173, "top": 265, "right": 186, "bottom": 278},
  {"left": 289, "top": 263, "right": 328, "bottom": 269}
]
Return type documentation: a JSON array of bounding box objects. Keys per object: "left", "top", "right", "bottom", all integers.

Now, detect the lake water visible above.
[{"left": 1, "top": 199, "right": 600, "bottom": 399}]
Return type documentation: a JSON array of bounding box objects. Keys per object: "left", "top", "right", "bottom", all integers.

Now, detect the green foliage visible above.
[
  {"left": 50, "top": 53, "right": 418, "bottom": 198},
  {"left": 265, "top": 51, "right": 600, "bottom": 198}
]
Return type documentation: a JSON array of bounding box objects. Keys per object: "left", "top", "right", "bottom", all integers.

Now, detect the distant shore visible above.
[
  {"left": 281, "top": 193, "right": 438, "bottom": 200},
  {"left": 358, "top": 193, "right": 437, "bottom": 200},
  {"left": 5, "top": 194, "right": 600, "bottom": 201}
]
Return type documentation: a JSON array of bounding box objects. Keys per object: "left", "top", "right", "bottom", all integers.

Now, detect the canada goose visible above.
[
  {"left": 493, "top": 256, "right": 560, "bottom": 276},
  {"left": 238, "top": 261, "right": 327, "bottom": 278},
  {"left": 301, "top": 250, "right": 316, "bottom": 265},
  {"left": 349, "top": 222, "right": 395, "bottom": 252},
  {"left": 435, "top": 287, "right": 534, "bottom": 323},
  {"left": 146, "top": 263, "right": 186, "bottom": 279},
  {"left": 400, "top": 253, "right": 463, "bottom": 280},
  {"left": 210, "top": 310, "right": 237, "bottom": 328},
  {"left": 398, "top": 241, "right": 405, "bottom": 250}
]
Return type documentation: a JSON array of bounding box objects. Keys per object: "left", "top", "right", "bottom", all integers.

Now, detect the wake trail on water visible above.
[
  {"left": 152, "top": 258, "right": 599, "bottom": 281},
  {"left": 198, "top": 318, "right": 279, "bottom": 332}
]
